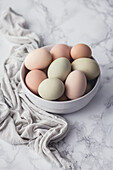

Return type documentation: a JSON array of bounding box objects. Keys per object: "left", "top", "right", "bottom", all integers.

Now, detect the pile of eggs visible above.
[{"left": 24, "top": 44, "right": 100, "bottom": 101}]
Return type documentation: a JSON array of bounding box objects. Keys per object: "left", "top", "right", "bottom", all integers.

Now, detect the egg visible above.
[
  {"left": 24, "top": 48, "right": 52, "bottom": 70},
  {"left": 38, "top": 78, "right": 65, "bottom": 100},
  {"left": 71, "top": 44, "right": 92, "bottom": 60},
  {"left": 72, "top": 58, "right": 100, "bottom": 80},
  {"left": 85, "top": 82, "right": 92, "bottom": 94},
  {"left": 58, "top": 94, "right": 68, "bottom": 101},
  {"left": 65, "top": 70, "right": 87, "bottom": 100},
  {"left": 50, "top": 44, "right": 71, "bottom": 60},
  {"left": 25, "top": 70, "right": 47, "bottom": 95},
  {"left": 48, "top": 57, "right": 71, "bottom": 81}
]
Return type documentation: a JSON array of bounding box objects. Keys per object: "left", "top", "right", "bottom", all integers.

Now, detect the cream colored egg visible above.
[
  {"left": 65, "top": 70, "right": 87, "bottom": 100},
  {"left": 48, "top": 57, "right": 71, "bottom": 81},
  {"left": 38, "top": 78, "right": 65, "bottom": 101},
  {"left": 72, "top": 58, "right": 100, "bottom": 80},
  {"left": 24, "top": 48, "right": 52, "bottom": 70}
]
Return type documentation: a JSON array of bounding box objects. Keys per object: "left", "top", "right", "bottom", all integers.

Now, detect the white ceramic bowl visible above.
[{"left": 20, "top": 45, "right": 101, "bottom": 114}]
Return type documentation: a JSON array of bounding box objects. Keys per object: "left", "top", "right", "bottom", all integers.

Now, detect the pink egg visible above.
[
  {"left": 25, "top": 70, "right": 47, "bottom": 95},
  {"left": 50, "top": 44, "right": 71, "bottom": 61},
  {"left": 65, "top": 70, "right": 87, "bottom": 100},
  {"left": 24, "top": 48, "right": 52, "bottom": 70}
]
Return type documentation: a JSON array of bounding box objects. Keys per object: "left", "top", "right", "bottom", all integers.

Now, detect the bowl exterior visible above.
[{"left": 20, "top": 45, "right": 101, "bottom": 114}]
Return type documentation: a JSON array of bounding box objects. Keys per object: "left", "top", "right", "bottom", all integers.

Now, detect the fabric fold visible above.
[{"left": 0, "top": 8, "right": 74, "bottom": 170}]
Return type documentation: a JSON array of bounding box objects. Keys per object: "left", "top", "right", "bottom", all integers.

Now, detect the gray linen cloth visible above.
[{"left": 0, "top": 8, "right": 74, "bottom": 170}]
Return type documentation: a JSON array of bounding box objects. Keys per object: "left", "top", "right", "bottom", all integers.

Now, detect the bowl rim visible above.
[{"left": 20, "top": 45, "right": 101, "bottom": 104}]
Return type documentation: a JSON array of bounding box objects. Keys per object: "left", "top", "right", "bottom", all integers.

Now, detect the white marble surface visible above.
[{"left": 0, "top": 0, "right": 113, "bottom": 169}]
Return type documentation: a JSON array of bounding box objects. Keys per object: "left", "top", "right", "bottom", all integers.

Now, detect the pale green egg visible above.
[
  {"left": 48, "top": 57, "right": 71, "bottom": 81},
  {"left": 38, "top": 78, "right": 65, "bottom": 101},
  {"left": 72, "top": 58, "right": 100, "bottom": 80},
  {"left": 85, "top": 82, "right": 92, "bottom": 94}
]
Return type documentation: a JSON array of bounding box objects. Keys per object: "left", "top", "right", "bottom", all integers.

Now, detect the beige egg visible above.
[
  {"left": 65, "top": 70, "right": 87, "bottom": 100},
  {"left": 72, "top": 58, "right": 100, "bottom": 80},
  {"left": 71, "top": 44, "right": 92, "bottom": 60},
  {"left": 48, "top": 57, "right": 71, "bottom": 81},
  {"left": 38, "top": 78, "right": 65, "bottom": 101},
  {"left": 50, "top": 44, "right": 71, "bottom": 60},
  {"left": 24, "top": 48, "right": 52, "bottom": 70},
  {"left": 25, "top": 70, "right": 47, "bottom": 95}
]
